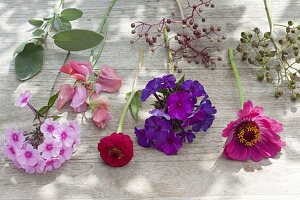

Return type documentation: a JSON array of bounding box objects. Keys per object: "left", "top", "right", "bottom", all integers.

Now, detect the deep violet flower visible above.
[
  {"left": 144, "top": 116, "right": 172, "bottom": 140},
  {"left": 166, "top": 91, "right": 194, "bottom": 120},
  {"left": 141, "top": 78, "right": 162, "bottom": 101},
  {"left": 134, "top": 128, "right": 152, "bottom": 148},
  {"left": 177, "top": 130, "right": 195, "bottom": 143},
  {"left": 161, "top": 74, "right": 176, "bottom": 89},
  {"left": 222, "top": 101, "right": 285, "bottom": 161},
  {"left": 156, "top": 131, "right": 182, "bottom": 155},
  {"left": 181, "top": 80, "right": 206, "bottom": 97},
  {"left": 149, "top": 109, "right": 171, "bottom": 120}
]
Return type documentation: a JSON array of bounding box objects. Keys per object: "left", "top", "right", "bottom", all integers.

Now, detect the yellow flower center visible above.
[
  {"left": 109, "top": 147, "right": 124, "bottom": 160},
  {"left": 236, "top": 121, "right": 260, "bottom": 147}
]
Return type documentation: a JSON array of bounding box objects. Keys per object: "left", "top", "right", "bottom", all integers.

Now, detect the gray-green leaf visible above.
[
  {"left": 126, "top": 90, "right": 142, "bottom": 120},
  {"left": 13, "top": 41, "right": 28, "bottom": 57},
  {"left": 15, "top": 43, "right": 44, "bottom": 80},
  {"left": 60, "top": 8, "right": 83, "bottom": 21},
  {"left": 28, "top": 19, "right": 44, "bottom": 27},
  {"left": 61, "top": 18, "right": 72, "bottom": 30},
  {"left": 53, "top": 29, "right": 104, "bottom": 51},
  {"left": 32, "top": 29, "right": 45, "bottom": 36},
  {"left": 53, "top": 15, "right": 63, "bottom": 32}
]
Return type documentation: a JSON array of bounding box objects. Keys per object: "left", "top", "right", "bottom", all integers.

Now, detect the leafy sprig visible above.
[
  {"left": 236, "top": 0, "right": 300, "bottom": 100},
  {"left": 14, "top": 0, "right": 104, "bottom": 81}
]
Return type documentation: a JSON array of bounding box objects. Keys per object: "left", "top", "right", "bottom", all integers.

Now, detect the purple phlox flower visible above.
[
  {"left": 155, "top": 131, "right": 182, "bottom": 155},
  {"left": 17, "top": 144, "right": 39, "bottom": 167},
  {"left": 180, "top": 80, "right": 206, "bottom": 97},
  {"left": 5, "top": 127, "right": 24, "bottom": 147},
  {"left": 40, "top": 118, "right": 60, "bottom": 136},
  {"left": 59, "top": 145, "right": 73, "bottom": 162},
  {"left": 177, "top": 130, "right": 196, "bottom": 143},
  {"left": 182, "top": 97, "right": 216, "bottom": 132},
  {"left": 145, "top": 116, "right": 172, "bottom": 140},
  {"left": 38, "top": 137, "right": 62, "bottom": 159},
  {"left": 166, "top": 91, "right": 194, "bottom": 120},
  {"left": 24, "top": 158, "right": 44, "bottom": 174},
  {"left": 141, "top": 78, "right": 162, "bottom": 101},
  {"left": 149, "top": 109, "right": 171, "bottom": 120},
  {"left": 15, "top": 90, "right": 32, "bottom": 107},
  {"left": 2, "top": 143, "right": 20, "bottom": 161},
  {"left": 161, "top": 74, "right": 176, "bottom": 89},
  {"left": 40, "top": 157, "right": 62, "bottom": 172},
  {"left": 134, "top": 128, "right": 153, "bottom": 148},
  {"left": 66, "top": 120, "right": 80, "bottom": 136},
  {"left": 53, "top": 123, "right": 76, "bottom": 147}
]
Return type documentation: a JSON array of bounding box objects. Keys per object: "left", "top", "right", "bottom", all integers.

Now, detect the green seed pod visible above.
[
  {"left": 264, "top": 32, "right": 271, "bottom": 39},
  {"left": 294, "top": 51, "right": 299, "bottom": 57},
  {"left": 240, "top": 38, "right": 247, "bottom": 43},
  {"left": 296, "top": 57, "right": 300, "bottom": 63},
  {"left": 241, "top": 32, "right": 247, "bottom": 38},
  {"left": 275, "top": 64, "right": 281, "bottom": 72},
  {"left": 288, "top": 20, "right": 294, "bottom": 26},
  {"left": 297, "top": 25, "right": 300, "bottom": 30},
  {"left": 257, "top": 73, "right": 264, "bottom": 81},
  {"left": 248, "top": 34, "right": 253, "bottom": 39},
  {"left": 291, "top": 93, "right": 297, "bottom": 101},
  {"left": 265, "top": 66, "right": 271, "bottom": 71},
  {"left": 266, "top": 76, "right": 273, "bottom": 83},
  {"left": 275, "top": 89, "right": 283, "bottom": 98},
  {"left": 236, "top": 45, "right": 242, "bottom": 52},
  {"left": 254, "top": 27, "right": 260, "bottom": 34},
  {"left": 248, "top": 58, "right": 254, "bottom": 64},
  {"left": 242, "top": 55, "right": 247, "bottom": 61},
  {"left": 279, "top": 39, "right": 284, "bottom": 45},
  {"left": 251, "top": 41, "right": 259, "bottom": 48}
]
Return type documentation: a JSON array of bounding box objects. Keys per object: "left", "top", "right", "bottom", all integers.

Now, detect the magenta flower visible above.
[
  {"left": 53, "top": 124, "right": 76, "bottom": 147},
  {"left": 222, "top": 100, "right": 285, "bottom": 162},
  {"left": 17, "top": 144, "right": 39, "bottom": 167},
  {"left": 5, "top": 128, "right": 24, "bottom": 147},
  {"left": 40, "top": 118, "right": 60, "bottom": 136},
  {"left": 41, "top": 158, "right": 62, "bottom": 172},
  {"left": 38, "top": 138, "right": 62, "bottom": 159},
  {"left": 15, "top": 90, "right": 32, "bottom": 107},
  {"left": 166, "top": 91, "right": 194, "bottom": 120}
]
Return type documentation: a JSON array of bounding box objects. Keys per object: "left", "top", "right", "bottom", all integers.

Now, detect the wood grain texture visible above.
[{"left": 0, "top": 0, "right": 300, "bottom": 199}]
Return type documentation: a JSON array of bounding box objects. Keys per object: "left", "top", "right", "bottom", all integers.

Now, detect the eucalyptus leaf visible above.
[
  {"left": 61, "top": 18, "right": 72, "bottom": 30},
  {"left": 43, "top": 15, "right": 53, "bottom": 20},
  {"left": 126, "top": 90, "right": 142, "bottom": 120},
  {"left": 53, "top": 29, "right": 104, "bottom": 51},
  {"left": 28, "top": 19, "right": 44, "bottom": 27},
  {"left": 15, "top": 43, "right": 44, "bottom": 80},
  {"left": 32, "top": 29, "right": 45, "bottom": 36},
  {"left": 48, "top": 92, "right": 60, "bottom": 107},
  {"left": 13, "top": 41, "right": 28, "bottom": 57},
  {"left": 61, "top": 8, "right": 83, "bottom": 21},
  {"left": 53, "top": 15, "right": 63, "bottom": 32},
  {"left": 29, "top": 36, "right": 45, "bottom": 43}
]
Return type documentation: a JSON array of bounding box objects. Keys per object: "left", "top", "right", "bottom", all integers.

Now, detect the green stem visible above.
[
  {"left": 228, "top": 48, "right": 244, "bottom": 108},
  {"left": 175, "top": 0, "right": 185, "bottom": 19},
  {"left": 163, "top": 27, "right": 174, "bottom": 74},
  {"left": 117, "top": 49, "right": 143, "bottom": 133}
]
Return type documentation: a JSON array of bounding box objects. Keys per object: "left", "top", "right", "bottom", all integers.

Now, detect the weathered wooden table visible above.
[{"left": 1, "top": 0, "right": 300, "bottom": 199}]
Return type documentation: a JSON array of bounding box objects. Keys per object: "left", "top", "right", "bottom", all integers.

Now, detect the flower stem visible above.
[
  {"left": 50, "top": 51, "right": 70, "bottom": 95},
  {"left": 117, "top": 49, "right": 143, "bottom": 133},
  {"left": 228, "top": 48, "right": 244, "bottom": 108},
  {"left": 175, "top": 0, "right": 185, "bottom": 19},
  {"left": 163, "top": 27, "right": 174, "bottom": 74}
]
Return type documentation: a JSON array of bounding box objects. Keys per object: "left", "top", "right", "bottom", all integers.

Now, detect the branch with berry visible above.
[
  {"left": 236, "top": 0, "right": 300, "bottom": 100},
  {"left": 130, "top": 0, "right": 225, "bottom": 72}
]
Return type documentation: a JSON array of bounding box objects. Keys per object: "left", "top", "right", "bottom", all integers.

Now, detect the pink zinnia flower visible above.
[
  {"left": 222, "top": 100, "right": 285, "bottom": 162},
  {"left": 40, "top": 158, "right": 62, "bottom": 172},
  {"left": 38, "top": 138, "right": 62, "bottom": 159},
  {"left": 17, "top": 144, "right": 39, "bottom": 167},
  {"left": 96, "top": 65, "right": 122, "bottom": 93},
  {"left": 60, "top": 60, "right": 92, "bottom": 82},
  {"left": 53, "top": 124, "right": 76, "bottom": 147},
  {"left": 40, "top": 118, "right": 60, "bottom": 136},
  {"left": 15, "top": 90, "right": 32, "bottom": 107},
  {"left": 5, "top": 128, "right": 24, "bottom": 147}
]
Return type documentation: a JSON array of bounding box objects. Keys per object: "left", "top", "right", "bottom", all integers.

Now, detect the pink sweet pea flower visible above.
[
  {"left": 17, "top": 144, "right": 39, "bottom": 167},
  {"left": 96, "top": 65, "right": 122, "bottom": 93},
  {"left": 41, "top": 158, "right": 62, "bottom": 172},
  {"left": 15, "top": 90, "right": 32, "bottom": 107},
  {"left": 53, "top": 124, "right": 76, "bottom": 147},
  {"left": 222, "top": 100, "right": 285, "bottom": 162},
  {"left": 5, "top": 128, "right": 24, "bottom": 147},
  {"left": 57, "top": 84, "right": 75, "bottom": 110},
  {"left": 38, "top": 138, "right": 62, "bottom": 159},
  {"left": 92, "top": 108, "right": 112, "bottom": 129},
  {"left": 60, "top": 60, "right": 93, "bottom": 82},
  {"left": 71, "top": 85, "right": 88, "bottom": 113},
  {"left": 40, "top": 118, "right": 60, "bottom": 136}
]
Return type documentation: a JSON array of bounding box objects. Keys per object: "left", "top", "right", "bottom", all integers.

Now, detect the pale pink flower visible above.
[
  {"left": 72, "top": 137, "right": 81, "bottom": 151},
  {"left": 5, "top": 128, "right": 24, "bottom": 147},
  {"left": 87, "top": 83, "right": 102, "bottom": 100},
  {"left": 53, "top": 124, "right": 76, "bottom": 147},
  {"left": 2, "top": 144, "right": 20, "bottom": 161},
  {"left": 66, "top": 120, "right": 80, "bottom": 136},
  {"left": 90, "top": 96, "right": 110, "bottom": 111},
  {"left": 15, "top": 90, "right": 32, "bottom": 107},
  {"left": 17, "top": 144, "right": 39, "bottom": 167},
  {"left": 57, "top": 84, "right": 75, "bottom": 110},
  {"left": 92, "top": 108, "right": 112, "bottom": 129},
  {"left": 40, "top": 118, "right": 60, "bottom": 136},
  {"left": 59, "top": 145, "right": 73, "bottom": 162},
  {"left": 38, "top": 138, "right": 62, "bottom": 159},
  {"left": 60, "top": 60, "right": 92, "bottom": 82},
  {"left": 96, "top": 65, "right": 122, "bottom": 93},
  {"left": 25, "top": 158, "right": 44, "bottom": 174},
  {"left": 40, "top": 158, "right": 62, "bottom": 172},
  {"left": 71, "top": 85, "right": 88, "bottom": 112}
]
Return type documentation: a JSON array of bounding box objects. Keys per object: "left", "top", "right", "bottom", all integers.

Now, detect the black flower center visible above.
[
  {"left": 236, "top": 121, "right": 260, "bottom": 146},
  {"left": 109, "top": 147, "right": 124, "bottom": 160}
]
